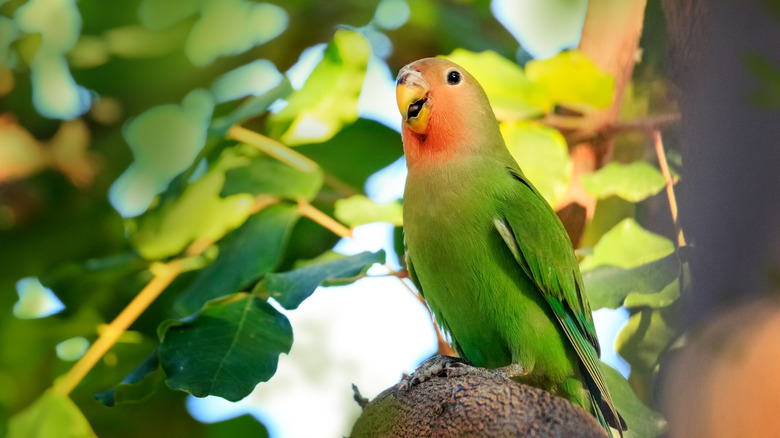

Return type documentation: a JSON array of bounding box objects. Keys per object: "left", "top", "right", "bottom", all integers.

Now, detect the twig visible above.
[
  {"left": 227, "top": 125, "right": 319, "bottom": 173},
  {"left": 296, "top": 199, "right": 353, "bottom": 239},
  {"left": 51, "top": 260, "right": 183, "bottom": 396},
  {"left": 610, "top": 113, "right": 681, "bottom": 134},
  {"left": 652, "top": 129, "right": 686, "bottom": 247}
]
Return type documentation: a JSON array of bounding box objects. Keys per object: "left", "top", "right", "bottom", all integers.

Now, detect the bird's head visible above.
[{"left": 396, "top": 58, "right": 501, "bottom": 165}]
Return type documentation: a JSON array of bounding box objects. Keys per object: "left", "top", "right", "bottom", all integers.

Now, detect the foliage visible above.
[{"left": 0, "top": 1, "right": 681, "bottom": 437}]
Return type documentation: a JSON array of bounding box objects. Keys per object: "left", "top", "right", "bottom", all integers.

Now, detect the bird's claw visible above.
[{"left": 399, "top": 354, "right": 469, "bottom": 391}]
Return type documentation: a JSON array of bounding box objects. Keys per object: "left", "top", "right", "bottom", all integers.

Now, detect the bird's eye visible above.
[{"left": 447, "top": 70, "right": 461, "bottom": 85}]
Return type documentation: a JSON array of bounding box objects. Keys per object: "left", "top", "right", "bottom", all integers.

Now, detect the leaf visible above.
[
  {"left": 211, "top": 59, "right": 284, "bottom": 104},
  {"left": 582, "top": 162, "right": 667, "bottom": 202},
  {"left": 616, "top": 308, "right": 676, "bottom": 375},
  {"left": 128, "top": 152, "right": 256, "bottom": 260},
  {"left": 13, "top": 277, "right": 65, "bottom": 319},
  {"left": 95, "top": 349, "right": 163, "bottom": 407},
  {"left": 445, "top": 49, "right": 549, "bottom": 119},
  {"left": 159, "top": 294, "right": 293, "bottom": 401},
  {"left": 583, "top": 251, "right": 681, "bottom": 310},
  {"left": 7, "top": 391, "right": 97, "bottom": 438},
  {"left": 334, "top": 195, "right": 402, "bottom": 227},
  {"left": 185, "top": 0, "right": 288, "bottom": 67},
  {"left": 601, "top": 362, "right": 667, "bottom": 438},
  {"left": 109, "top": 88, "right": 215, "bottom": 218},
  {"left": 268, "top": 250, "right": 385, "bottom": 310},
  {"left": 205, "top": 415, "right": 269, "bottom": 438},
  {"left": 222, "top": 154, "right": 323, "bottom": 201},
  {"left": 623, "top": 278, "right": 680, "bottom": 309},
  {"left": 580, "top": 218, "right": 674, "bottom": 271},
  {"left": 175, "top": 203, "right": 299, "bottom": 315},
  {"left": 525, "top": 50, "right": 615, "bottom": 112},
  {"left": 267, "top": 29, "right": 371, "bottom": 145},
  {"left": 501, "top": 120, "right": 572, "bottom": 207},
  {"left": 210, "top": 78, "right": 293, "bottom": 135},
  {"left": 295, "top": 118, "right": 403, "bottom": 193}
]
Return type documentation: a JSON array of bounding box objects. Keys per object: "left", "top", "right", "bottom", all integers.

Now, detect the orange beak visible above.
[{"left": 396, "top": 69, "right": 431, "bottom": 134}]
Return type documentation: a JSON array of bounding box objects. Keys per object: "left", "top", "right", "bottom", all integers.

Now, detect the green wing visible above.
[{"left": 494, "top": 167, "right": 624, "bottom": 434}]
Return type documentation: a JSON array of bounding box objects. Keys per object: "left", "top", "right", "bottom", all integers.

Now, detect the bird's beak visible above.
[{"left": 396, "top": 69, "right": 430, "bottom": 134}]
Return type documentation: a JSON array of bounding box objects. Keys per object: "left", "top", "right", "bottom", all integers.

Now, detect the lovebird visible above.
[{"left": 396, "top": 57, "right": 626, "bottom": 436}]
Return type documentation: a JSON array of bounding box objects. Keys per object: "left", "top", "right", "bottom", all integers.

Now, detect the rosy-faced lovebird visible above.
[{"left": 396, "top": 58, "right": 626, "bottom": 436}]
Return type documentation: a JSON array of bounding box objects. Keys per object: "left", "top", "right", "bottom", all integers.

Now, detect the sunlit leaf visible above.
[
  {"left": 175, "top": 203, "right": 299, "bottom": 315},
  {"left": 582, "top": 162, "right": 667, "bottom": 202},
  {"left": 185, "top": 0, "right": 288, "bottom": 67},
  {"left": 268, "top": 250, "right": 385, "bottom": 310},
  {"left": 13, "top": 277, "right": 65, "bottom": 319},
  {"left": 109, "top": 89, "right": 215, "bottom": 218},
  {"left": 601, "top": 361, "right": 667, "bottom": 438},
  {"left": 222, "top": 153, "right": 323, "bottom": 202},
  {"left": 160, "top": 294, "right": 293, "bottom": 401},
  {"left": 583, "top": 251, "right": 680, "bottom": 310},
  {"left": 7, "top": 391, "right": 97, "bottom": 438},
  {"left": 616, "top": 309, "right": 676, "bottom": 375},
  {"left": 525, "top": 50, "right": 614, "bottom": 112},
  {"left": 138, "top": 0, "right": 200, "bottom": 30},
  {"left": 334, "top": 195, "right": 402, "bottom": 227},
  {"left": 103, "top": 25, "right": 186, "bottom": 58},
  {"left": 580, "top": 218, "right": 674, "bottom": 271},
  {"left": 212, "top": 59, "right": 284, "bottom": 104},
  {"left": 623, "top": 278, "right": 680, "bottom": 309},
  {"left": 55, "top": 336, "right": 89, "bottom": 361},
  {"left": 296, "top": 118, "right": 404, "bottom": 194},
  {"left": 94, "top": 350, "right": 163, "bottom": 407},
  {"left": 501, "top": 120, "right": 571, "bottom": 207},
  {"left": 445, "top": 49, "right": 549, "bottom": 119},
  {"left": 210, "top": 79, "right": 293, "bottom": 135},
  {"left": 128, "top": 151, "right": 256, "bottom": 260},
  {"left": 268, "top": 29, "right": 371, "bottom": 145}
]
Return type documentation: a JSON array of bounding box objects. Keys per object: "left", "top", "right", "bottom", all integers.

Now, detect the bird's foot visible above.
[
  {"left": 496, "top": 363, "right": 528, "bottom": 379},
  {"left": 399, "top": 354, "right": 469, "bottom": 391}
]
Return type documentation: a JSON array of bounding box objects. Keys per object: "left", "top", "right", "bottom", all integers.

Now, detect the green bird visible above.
[{"left": 396, "top": 57, "right": 626, "bottom": 436}]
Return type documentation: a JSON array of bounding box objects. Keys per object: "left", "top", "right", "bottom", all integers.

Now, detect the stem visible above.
[
  {"left": 52, "top": 260, "right": 183, "bottom": 396},
  {"left": 652, "top": 129, "right": 687, "bottom": 247},
  {"left": 394, "top": 274, "right": 457, "bottom": 357},
  {"left": 297, "top": 199, "right": 353, "bottom": 239},
  {"left": 227, "top": 125, "right": 319, "bottom": 173}
]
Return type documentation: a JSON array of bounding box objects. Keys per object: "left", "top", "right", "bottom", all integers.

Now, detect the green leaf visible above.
[
  {"left": 175, "top": 203, "right": 299, "bottom": 315},
  {"left": 206, "top": 415, "right": 269, "bottom": 438},
  {"left": 184, "top": 1, "right": 288, "bottom": 67},
  {"left": 128, "top": 152, "right": 256, "bottom": 260},
  {"left": 582, "top": 162, "right": 667, "bottom": 202},
  {"left": 222, "top": 154, "right": 323, "bottom": 201},
  {"left": 210, "top": 78, "right": 293, "bottom": 135},
  {"left": 580, "top": 218, "right": 674, "bottom": 271},
  {"left": 334, "top": 195, "right": 402, "bottom": 227},
  {"left": 268, "top": 250, "right": 385, "bottom": 310},
  {"left": 95, "top": 350, "right": 163, "bottom": 407},
  {"left": 267, "top": 29, "right": 371, "bottom": 145},
  {"left": 109, "top": 89, "right": 215, "bottom": 218},
  {"left": 445, "top": 49, "right": 549, "bottom": 119},
  {"left": 159, "top": 294, "right": 293, "bottom": 401},
  {"left": 525, "top": 50, "right": 615, "bottom": 112},
  {"left": 601, "top": 362, "right": 667, "bottom": 438},
  {"left": 583, "top": 251, "right": 681, "bottom": 310},
  {"left": 501, "top": 120, "right": 572, "bottom": 207},
  {"left": 616, "top": 308, "right": 676, "bottom": 375},
  {"left": 623, "top": 278, "right": 680, "bottom": 309},
  {"left": 8, "top": 392, "right": 97, "bottom": 438},
  {"left": 295, "top": 119, "right": 403, "bottom": 194}
]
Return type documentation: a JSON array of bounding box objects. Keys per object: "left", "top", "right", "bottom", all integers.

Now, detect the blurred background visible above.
[{"left": 0, "top": 1, "right": 687, "bottom": 437}]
